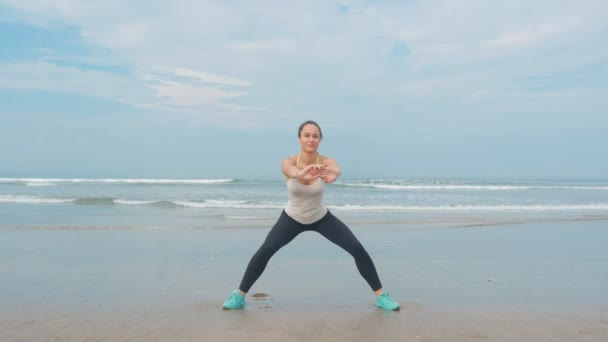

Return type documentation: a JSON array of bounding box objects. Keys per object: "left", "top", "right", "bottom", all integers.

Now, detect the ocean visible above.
[{"left": 1, "top": 177, "right": 607, "bottom": 229}]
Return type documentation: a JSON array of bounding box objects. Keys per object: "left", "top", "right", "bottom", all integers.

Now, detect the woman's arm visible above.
[
  {"left": 282, "top": 157, "right": 325, "bottom": 181},
  {"left": 320, "top": 157, "right": 341, "bottom": 183},
  {"left": 282, "top": 157, "right": 300, "bottom": 180}
]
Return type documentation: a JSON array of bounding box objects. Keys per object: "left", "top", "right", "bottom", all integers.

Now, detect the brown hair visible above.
[{"left": 298, "top": 120, "right": 323, "bottom": 140}]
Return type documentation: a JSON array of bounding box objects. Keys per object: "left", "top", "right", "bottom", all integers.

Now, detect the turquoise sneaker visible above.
[
  {"left": 376, "top": 292, "right": 400, "bottom": 311},
  {"left": 222, "top": 290, "right": 245, "bottom": 310}
]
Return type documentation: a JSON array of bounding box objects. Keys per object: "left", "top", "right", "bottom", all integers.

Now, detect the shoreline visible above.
[
  {"left": 3, "top": 303, "right": 607, "bottom": 341},
  {"left": 2, "top": 219, "right": 607, "bottom": 341},
  {"left": 1, "top": 212, "right": 607, "bottom": 231}
]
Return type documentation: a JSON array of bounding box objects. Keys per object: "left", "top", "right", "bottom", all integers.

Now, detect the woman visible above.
[{"left": 222, "top": 120, "right": 400, "bottom": 311}]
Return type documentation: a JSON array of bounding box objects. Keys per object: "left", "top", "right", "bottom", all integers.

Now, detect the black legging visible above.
[{"left": 239, "top": 210, "right": 382, "bottom": 293}]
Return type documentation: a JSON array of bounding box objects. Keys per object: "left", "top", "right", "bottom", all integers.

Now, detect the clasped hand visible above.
[{"left": 296, "top": 164, "right": 339, "bottom": 183}]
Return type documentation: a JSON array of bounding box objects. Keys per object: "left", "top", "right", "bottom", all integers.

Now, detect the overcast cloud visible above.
[{"left": 1, "top": 1, "right": 606, "bottom": 179}]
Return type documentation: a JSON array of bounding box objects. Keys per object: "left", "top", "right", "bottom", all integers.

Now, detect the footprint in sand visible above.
[{"left": 250, "top": 293, "right": 271, "bottom": 300}]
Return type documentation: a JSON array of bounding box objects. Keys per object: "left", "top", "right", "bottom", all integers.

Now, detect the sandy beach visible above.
[
  {"left": 2, "top": 0, "right": 607, "bottom": 338},
  {"left": 3, "top": 303, "right": 607, "bottom": 341},
  {"left": 2, "top": 214, "right": 608, "bottom": 341}
]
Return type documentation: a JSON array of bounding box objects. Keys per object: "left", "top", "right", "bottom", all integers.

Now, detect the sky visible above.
[{"left": 0, "top": 0, "right": 607, "bottom": 180}]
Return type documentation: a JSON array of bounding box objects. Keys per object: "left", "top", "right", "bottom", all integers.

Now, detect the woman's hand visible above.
[
  {"left": 296, "top": 164, "right": 326, "bottom": 182},
  {"left": 319, "top": 165, "right": 340, "bottom": 183}
]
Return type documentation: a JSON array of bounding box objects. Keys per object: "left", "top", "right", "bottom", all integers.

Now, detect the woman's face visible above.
[{"left": 299, "top": 124, "right": 321, "bottom": 153}]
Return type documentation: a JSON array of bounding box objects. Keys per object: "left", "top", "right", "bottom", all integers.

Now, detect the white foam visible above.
[
  {"left": 165, "top": 201, "right": 608, "bottom": 211},
  {"left": 339, "top": 183, "right": 608, "bottom": 191},
  {"left": 114, "top": 199, "right": 157, "bottom": 205},
  {"left": 224, "top": 216, "right": 271, "bottom": 220},
  {"left": 328, "top": 204, "right": 608, "bottom": 211},
  {"left": 25, "top": 182, "right": 56, "bottom": 187},
  {"left": 0, "top": 178, "right": 234, "bottom": 185},
  {"left": 0, "top": 195, "right": 74, "bottom": 204},
  {"left": 173, "top": 200, "right": 283, "bottom": 209}
]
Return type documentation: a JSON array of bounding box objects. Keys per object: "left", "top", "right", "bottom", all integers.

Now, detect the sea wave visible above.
[
  {"left": 73, "top": 198, "right": 115, "bottom": 205},
  {"left": 2, "top": 194, "right": 607, "bottom": 211},
  {"left": 173, "top": 200, "right": 284, "bottom": 209},
  {"left": 0, "top": 195, "right": 74, "bottom": 204},
  {"left": 0, "top": 178, "right": 235, "bottom": 185},
  {"left": 328, "top": 204, "right": 608, "bottom": 211},
  {"left": 25, "top": 182, "right": 56, "bottom": 187},
  {"left": 114, "top": 199, "right": 158, "bottom": 205},
  {"left": 224, "top": 215, "right": 274, "bottom": 220},
  {"left": 337, "top": 182, "right": 608, "bottom": 191}
]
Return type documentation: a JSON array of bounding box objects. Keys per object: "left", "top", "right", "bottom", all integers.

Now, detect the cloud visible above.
[
  {"left": 141, "top": 66, "right": 254, "bottom": 110},
  {"left": 81, "top": 22, "right": 149, "bottom": 49},
  {"left": 167, "top": 67, "right": 253, "bottom": 87},
  {"left": 0, "top": 61, "right": 147, "bottom": 105},
  {"left": 150, "top": 81, "right": 249, "bottom": 107},
  {"left": 1, "top": 0, "right": 607, "bottom": 127},
  {"left": 223, "top": 38, "right": 295, "bottom": 54},
  {"left": 483, "top": 16, "right": 584, "bottom": 47},
  {"left": 0, "top": 60, "right": 258, "bottom": 123}
]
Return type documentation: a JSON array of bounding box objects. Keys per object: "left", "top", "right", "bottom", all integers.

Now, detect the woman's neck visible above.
[{"left": 298, "top": 152, "right": 318, "bottom": 167}]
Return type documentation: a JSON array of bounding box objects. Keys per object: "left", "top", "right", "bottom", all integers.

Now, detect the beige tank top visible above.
[
  {"left": 285, "top": 178, "right": 328, "bottom": 224},
  {"left": 284, "top": 153, "right": 328, "bottom": 224}
]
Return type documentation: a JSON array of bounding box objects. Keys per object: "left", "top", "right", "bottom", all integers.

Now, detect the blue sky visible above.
[{"left": 1, "top": 1, "right": 606, "bottom": 180}]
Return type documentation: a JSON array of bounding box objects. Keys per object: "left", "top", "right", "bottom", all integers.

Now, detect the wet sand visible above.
[
  {"left": 1, "top": 215, "right": 608, "bottom": 341},
  {"left": 2, "top": 302, "right": 607, "bottom": 341}
]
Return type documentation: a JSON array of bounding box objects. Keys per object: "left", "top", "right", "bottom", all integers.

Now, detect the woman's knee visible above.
[
  {"left": 346, "top": 242, "right": 368, "bottom": 258},
  {"left": 256, "top": 243, "right": 281, "bottom": 259}
]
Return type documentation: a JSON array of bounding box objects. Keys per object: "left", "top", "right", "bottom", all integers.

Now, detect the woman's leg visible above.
[
  {"left": 314, "top": 212, "right": 383, "bottom": 292},
  {"left": 238, "top": 211, "right": 304, "bottom": 293}
]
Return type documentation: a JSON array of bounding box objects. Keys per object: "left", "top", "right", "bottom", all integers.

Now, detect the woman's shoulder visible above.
[
  {"left": 282, "top": 156, "right": 298, "bottom": 172},
  {"left": 319, "top": 155, "right": 337, "bottom": 165},
  {"left": 282, "top": 154, "right": 336, "bottom": 165},
  {"left": 283, "top": 155, "right": 298, "bottom": 164}
]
